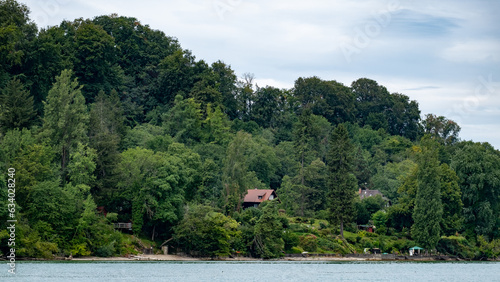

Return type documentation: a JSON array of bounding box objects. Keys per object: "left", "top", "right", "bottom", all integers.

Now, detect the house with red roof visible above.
[{"left": 243, "top": 189, "right": 278, "bottom": 209}]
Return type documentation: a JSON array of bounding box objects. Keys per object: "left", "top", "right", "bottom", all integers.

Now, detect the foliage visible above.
[
  {"left": 411, "top": 139, "right": 443, "bottom": 250},
  {"left": 326, "top": 124, "right": 357, "bottom": 238},
  {"left": 0, "top": 0, "right": 499, "bottom": 259},
  {"left": 174, "top": 205, "right": 240, "bottom": 257},
  {"left": 0, "top": 78, "right": 36, "bottom": 131}
]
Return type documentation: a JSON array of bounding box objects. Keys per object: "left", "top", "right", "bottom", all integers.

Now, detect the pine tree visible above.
[
  {"left": 326, "top": 124, "right": 357, "bottom": 239},
  {"left": 0, "top": 78, "right": 36, "bottom": 131}
]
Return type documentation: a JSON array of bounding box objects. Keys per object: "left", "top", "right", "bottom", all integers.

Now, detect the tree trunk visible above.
[{"left": 340, "top": 219, "right": 344, "bottom": 239}]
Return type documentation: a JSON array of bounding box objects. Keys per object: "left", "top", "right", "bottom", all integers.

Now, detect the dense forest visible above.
[{"left": 1, "top": 0, "right": 499, "bottom": 259}]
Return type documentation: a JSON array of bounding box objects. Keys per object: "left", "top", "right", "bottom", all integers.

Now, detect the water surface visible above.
[{"left": 2, "top": 261, "right": 499, "bottom": 281}]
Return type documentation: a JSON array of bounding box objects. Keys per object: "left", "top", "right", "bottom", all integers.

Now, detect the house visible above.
[
  {"left": 359, "top": 188, "right": 391, "bottom": 206},
  {"left": 243, "top": 189, "right": 278, "bottom": 209}
]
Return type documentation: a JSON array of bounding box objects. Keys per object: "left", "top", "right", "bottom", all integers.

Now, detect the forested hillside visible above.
[{"left": 1, "top": 0, "right": 499, "bottom": 259}]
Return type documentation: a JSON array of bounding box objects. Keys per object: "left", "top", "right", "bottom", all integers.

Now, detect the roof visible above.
[
  {"left": 243, "top": 189, "right": 277, "bottom": 203},
  {"left": 359, "top": 189, "right": 390, "bottom": 201},
  {"left": 410, "top": 246, "right": 424, "bottom": 250}
]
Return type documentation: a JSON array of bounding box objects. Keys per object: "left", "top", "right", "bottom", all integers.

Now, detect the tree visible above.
[
  {"left": 0, "top": 0, "right": 37, "bottom": 81},
  {"left": 70, "top": 19, "right": 123, "bottom": 101},
  {"left": 351, "top": 78, "right": 392, "bottom": 131},
  {"left": 115, "top": 147, "right": 191, "bottom": 237},
  {"left": 253, "top": 201, "right": 285, "bottom": 258},
  {"left": 174, "top": 205, "right": 240, "bottom": 258},
  {"left": 387, "top": 93, "right": 421, "bottom": 140},
  {"left": 0, "top": 78, "right": 36, "bottom": 131},
  {"left": 326, "top": 124, "right": 357, "bottom": 238},
  {"left": 439, "top": 163, "right": 464, "bottom": 235},
  {"left": 293, "top": 77, "right": 355, "bottom": 125},
  {"left": 163, "top": 94, "right": 203, "bottom": 145},
  {"left": 156, "top": 49, "right": 195, "bottom": 105},
  {"left": 411, "top": 139, "right": 443, "bottom": 250},
  {"left": 222, "top": 131, "right": 265, "bottom": 214},
  {"left": 89, "top": 90, "right": 125, "bottom": 199},
  {"left": 211, "top": 60, "right": 238, "bottom": 119},
  {"left": 41, "top": 69, "right": 89, "bottom": 176},
  {"left": 452, "top": 142, "right": 500, "bottom": 238},
  {"left": 422, "top": 114, "right": 460, "bottom": 145}
]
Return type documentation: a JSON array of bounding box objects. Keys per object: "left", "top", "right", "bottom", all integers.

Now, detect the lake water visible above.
[{"left": 2, "top": 261, "right": 499, "bottom": 281}]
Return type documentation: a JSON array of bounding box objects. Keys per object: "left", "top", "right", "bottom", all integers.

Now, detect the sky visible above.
[{"left": 21, "top": 0, "right": 500, "bottom": 149}]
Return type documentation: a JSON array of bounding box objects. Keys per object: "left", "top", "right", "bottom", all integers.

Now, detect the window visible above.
[
  {"left": 269, "top": 195, "right": 274, "bottom": 200},
  {"left": 258, "top": 196, "right": 263, "bottom": 199}
]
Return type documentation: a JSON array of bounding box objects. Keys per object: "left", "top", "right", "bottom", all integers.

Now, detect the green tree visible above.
[
  {"left": 351, "top": 78, "right": 391, "bottom": 131},
  {"left": 422, "top": 114, "right": 461, "bottom": 145},
  {"left": 41, "top": 69, "right": 89, "bottom": 176},
  {"left": 222, "top": 131, "right": 264, "bottom": 214},
  {"left": 0, "top": 78, "right": 36, "bottom": 131},
  {"left": 439, "top": 163, "right": 464, "bottom": 235},
  {"left": 411, "top": 140, "right": 443, "bottom": 250},
  {"left": 253, "top": 201, "right": 285, "bottom": 258},
  {"left": 0, "top": 0, "right": 37, "bottom": 80},
  {"left": 89, "top": 90, "right": 125, "bottom": 199},
  {"left": 326, "top": 124, "right": 357, "bottom": 238},
  {"left": 70, "top": 19, "right": 123, "bottom": 101},
  {"left": 115, "top": 147, "right": 189, "bottom": 237},
  {"left": 452, "top": 142, "right": 500, "bottom": 238},
  {"left": 293, "top": 77, "right": 356, "bottom": 125},
  {"left": 174, "top": 205, "right": 240, "bottom": 258},
  {"left": 163, "top": 94, "right": 203, "bottom": 145}
]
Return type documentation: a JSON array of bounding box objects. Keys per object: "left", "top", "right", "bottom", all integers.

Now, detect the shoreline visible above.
[{"left": 11, "top": 254, "right": 499, "bottom": 262}]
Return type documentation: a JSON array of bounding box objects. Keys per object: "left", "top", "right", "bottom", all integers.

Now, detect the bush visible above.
[
  {"left": 437, "top": 236, "right": 473, "bottom": 258},
  {"left": 283, "top": 231, "right": 299, "bottom": 252},
  {"left": 95, "top": 241, "right": 116, "bottom": 257},
  {"left": 299, "top": 234, "right": 318, "bottom": 252},
  {"left": 290, "top": 246, "right": 304, "bottom": 254},
  {"left": 343, "top": 231, "right": 358, "bottom": 244}
]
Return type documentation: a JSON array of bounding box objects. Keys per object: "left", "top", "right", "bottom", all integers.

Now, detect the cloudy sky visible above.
[{"left": 22, "top": 0, "right": 500, "bottom": 149}]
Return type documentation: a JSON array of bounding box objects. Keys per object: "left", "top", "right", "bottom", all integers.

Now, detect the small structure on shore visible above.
[{"left": 409, "top": 246, "right": 424, "bottom": 256}]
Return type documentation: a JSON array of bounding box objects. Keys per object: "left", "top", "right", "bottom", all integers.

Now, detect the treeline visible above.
[{"left": 0, "top": 0, "right": 499, "bottom": 259}]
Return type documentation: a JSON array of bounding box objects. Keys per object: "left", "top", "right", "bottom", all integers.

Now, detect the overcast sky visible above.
[{"left": 21, "top": 0, "right": 500, "bottom": 149}]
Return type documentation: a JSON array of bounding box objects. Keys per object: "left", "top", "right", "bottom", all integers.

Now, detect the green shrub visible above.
[
  {"left": 290, "top": 246, "right": 304, "bottom": 254},
  {"left": 299, "top": 234, "right": 318, "bottom": 252},
  {"left": 95, "top": 241, "right": 116, "bottom": 257}
]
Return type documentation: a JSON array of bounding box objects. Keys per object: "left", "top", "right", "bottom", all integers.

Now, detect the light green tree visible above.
[{"left": 41, "top": 69, "right": 89, "bottom": 176}]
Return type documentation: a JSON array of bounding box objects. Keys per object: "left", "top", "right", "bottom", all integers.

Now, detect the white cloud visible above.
[{"left": 442, "top": 40, "right": 500, "bottom": 63}]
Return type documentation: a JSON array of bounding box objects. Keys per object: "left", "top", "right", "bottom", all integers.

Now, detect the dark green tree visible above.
[
  {"left": 89, "top": 90, "right": 125, "bottom": 199},
  {"left": 0, "top": 0, "right": 37, "bottom": 81},
  {"left": 411, "top": 139, "right": 443, "bottom": 250},
  {"left": 0, "top": 78, "right": 36, "bottom": 131},
  {"left": 452, "top": 142, "right": 500, "bottom": 238},
  {"left": 422, "top": 114, "right": 461, "bottom": 145},
  {"left": 253, "top": 201, "right": 285, "bottom": 258},
  {"left": 326, "top": 124, "right": 357, "bottom": 238}
]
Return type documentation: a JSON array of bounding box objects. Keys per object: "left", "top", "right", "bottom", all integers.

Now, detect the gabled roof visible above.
[
  {"left": 243, "top": 189, "right": 277, "bottom": 203},
  {"left": 359, "top": 189, "right": 385, "bottom": 200}
]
